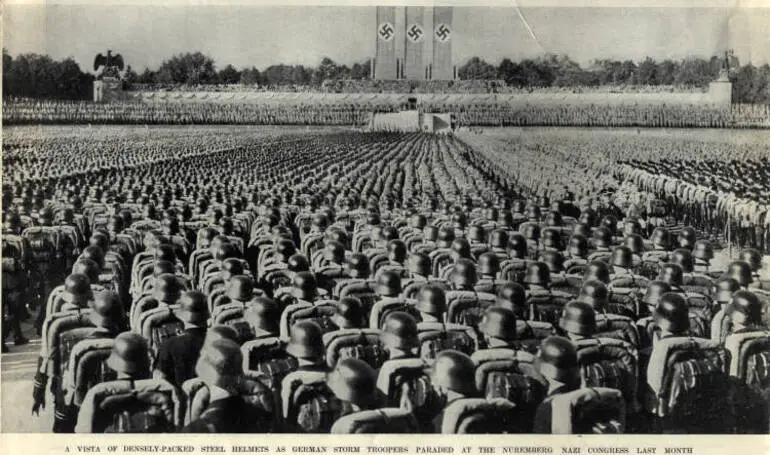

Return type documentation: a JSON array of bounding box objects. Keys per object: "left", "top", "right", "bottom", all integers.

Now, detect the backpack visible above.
[
  {"left": 282, "top": 371, "right": 341, "bottom": 433},
  {"left": 440, "top": 398, "right": 519, "bottom": 434},
  {"left": 446, "top": 291, "right": 496, "bottom": 330},
  {"left": 724, "top": 331, "right": 770, "bottom": 391},
  {"left": 241, "top": 337, "right": 299, "bottom": 391},
  {"left": 323, "top": 329, "right": 387, "bottom": 370},
  {"left": 417, "top": 322, "right": 477, "bottom": 364},
  {"left": 575, "top": 338, "right": 639, "bottom": 412},
  {"left": 550, "top": 387, "right": 626, "bottom": 434},
  {"left": 376, "top": 358, "right": 434, "bottom": 418},
  {"left": 331, "top": 408, "right": 419, "bottom": 434},
  {"left": 472, "top": 349, "right": 547, "bottom": 431},
  {"left": 75, "top": 379, "right": 181, "bottom": 433},
  {"left": 645, "top": 337, "right": 729, "bottom": 432}
]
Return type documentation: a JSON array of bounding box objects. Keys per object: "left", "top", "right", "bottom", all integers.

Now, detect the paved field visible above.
[{"left": 1, "top": 318, "right": 52, "bottom": 433}]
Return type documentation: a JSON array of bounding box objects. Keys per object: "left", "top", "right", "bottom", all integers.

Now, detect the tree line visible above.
[{"left": 3, "top": 49, "right": 768, "bottom": 103}]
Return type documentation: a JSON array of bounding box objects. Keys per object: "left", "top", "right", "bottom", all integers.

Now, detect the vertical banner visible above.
[
  {"left": 404, "top": 6, "right": 426, "bottom": 80},
  {"left": 375, "top": 6, "right": 397, "bottom": 79},
  {"left": 432, "top": 6, "right": 453, "bottom": 80}
]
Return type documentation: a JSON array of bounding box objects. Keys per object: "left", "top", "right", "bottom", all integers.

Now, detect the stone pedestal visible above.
[{"left": 93, "top": 77, "right": 123, "bottom": 102}]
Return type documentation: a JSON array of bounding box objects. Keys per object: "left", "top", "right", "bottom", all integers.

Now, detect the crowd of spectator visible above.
[{"left": 4, "top": 97, "right": 770, "bottom": 128}]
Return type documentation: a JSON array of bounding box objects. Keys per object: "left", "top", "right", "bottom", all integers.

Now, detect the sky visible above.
[{"left": 3, "top": 0, "right": 770, "bottom": 73}]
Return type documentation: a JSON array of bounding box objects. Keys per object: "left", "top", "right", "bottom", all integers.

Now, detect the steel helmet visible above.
[
  {"left": 592, "top": 227, "right": 612, "bottom": 249},
  {"left": 430, "top": 350, "right": 477, "bottom": 396},
  {"left": 578, "top": 280, "right": 609, "bottom": 310},
  {"left": 380, "top": 311, "right": 420, "bottom": 351},
  {"left": 227, "top": 275, "right": 255, "bottom": 302},
  {"left": 559, "top": 301, "right": 597, "bottom": 337},
  {"left": 726, "top": 261, "right": 753, "bottom": 287},
  {"left": 524, "top": 261, "right": 551, "bottom": 286},
  {"left": 287, "top": 254, "right": 311, "bottom": 273},
  {"left": 713, "top": 278, "right": 740, "bottom": 304},
  {"left": 670, "top": 248, "right": 695, "bottom": 274},
  {"left": 452, "top": 259, "right": 478, "bottom": 288},
  {"left": 509, "top": 234, "right": 528, "bottom": 259},
  {"left": 658, "top": 263, "right": 684, "bottom": 286},
  {"left": 106, "top": 332, "right": 150, "bottom": 377},
  {"left": 478, "top": 252, "right": 501, "bottom": 276},
  {"left": 478, "top": 307, "right": 517, "bottom": 342},
  {"left": 376, "top": 270, "right": 402, "bottom": 297},
  {"left": 292, "top": 271, "right": 318, "bottom": 300},
  {"left": 584, "top": 261, "right": 611, "bottom": 284},
  {"left": 568, "top": 234, "right": 589, "bottom": 258},
  {"left": 62, "top": 273, "right": 94, "bottom": 305},
  {"left": 541, "top": 250, "right": 565, "bottom": 274},
  {"left": 243, "top": 297, "right": 280, "bottom": 335},
  {"left": 693, "top": 240, "right": 714, "bottom": 262},
  {"left": 346, "top": 253, "right": 371, "bottom": 279},
  {"left": 535, "top": 336, "right": 579, "bottom": 384},
  {"left": 285, "top": 320, "right": 325, "bottom": 360},
  {"left": 332, "top": 297, "right": 366, "bottom": 329},
  {"left": 654, "top": 293, "right": 690, "bottom": 334},
  {"left": 739, "top": 248, "right": 763, "bottom": 272},
  {"left": 177, "top": 290, "right": 209, "bottom": 325},
  {"left": 623, "top": 235, "right": 645, "bottom": 255},
  {"left": 729, "top": 290, "right": 763, "bottom": 326},
  {"left": 407, "top": 252, "right": 431, "bottom": 277},
  {"left": 489, "top": 229, "right": 509, "bottom": 249},
  {"left": 415, "top": 284, "right": 447, "bottom": 316},
  {"left": 89, "top": 291, "right": 124, "bottom": 329},
  {"left": 326, "top": 358, "right": 378, "bottom": 408},
  {"left": 610, "top": 246, "right": 634, "bottom": 269}
]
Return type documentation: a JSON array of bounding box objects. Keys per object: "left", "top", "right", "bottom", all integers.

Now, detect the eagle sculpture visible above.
[{"left": 93, "top": 50, "right": 125, "bottom": 79}]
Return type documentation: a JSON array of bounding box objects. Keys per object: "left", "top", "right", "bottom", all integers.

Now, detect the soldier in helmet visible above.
[
  {"left": 333, "top": 253, "right": 371, "bottom": 297},
  {"left": 415, "top": 285, "right": 447, "bottom": 323},
  {"left": 677, "top": 227, "right": 697, "bottom": 251},
  {"left": 692, "top": 240, "right": 716, "bottom": 275},
  {"left": 375, "top": 239, "right": 409, "bottom": 279},
  {"left": 74, "top": 332, "right": 161, "bottom": 433},
  {"left": 286, "top": 320, "right": 327, "bottom": 372},
  {"left": 330, "top": 297, "right": 366, "bottom": 330},
  {"left": 588, "top": 227, "right": 613, "bottom": 262},
  {"left": 182, "top": 339, "right": 273, "bottom": 433},
  {"left": 59, "top": 273, "right": 96, "bottom": 312},
  {"left": 532, "top": 336, "right": 581, "bottom": 433},
  {"left": 449, "top": 258, "right": 479, "bottom": 292},
  {"left": 380, "top": 311, "right": 420, "bottom": 361},
  {"left": 429, "top": 350, "right": 478, "bottom": 432},
  {"left": 642, "top": 227, "right": 671, "bottom": 264},
  {"left": 404, "top": 252, "right": 432, "bottom": 286},
  {"left": 475, "top": 252, "right": 510, "bottom": 294},
  {"left": 725, "top": 261, "right": 754, "bottom": 290},
  {"left": 639, "top": 293, "right": 691, "bottom": 373},
  {"left": 727, "top": 290, "right": 767, "bottom": 335},
  {"left": 53, "top": 291, "right": 127, "bottom": 431},
  {"left": 153, "top": 291, "right": 210, "bottom": 387},
  {"left": 477, "top": 306, "right": 519, "bottom": 349},
  {"left": 558, "top": 301, "right": 597, "bottom": 342},
  {"left": 327, "top": 357, "right": 381, "bottom": 421},
  {"left": 496, "top": 282, "right": 529, "bottom": 320},
  {"left": 740, "top": 248, "right": 768, "bottom": 291},
  {"left": 242, "top": 297, "right": 281, "bottom": 339},
  {"left": 583, "top": 260, "right": 611, "bottom": 285},
  {"left": 564, "top": 234, "right": 589, "bottom": 271}
]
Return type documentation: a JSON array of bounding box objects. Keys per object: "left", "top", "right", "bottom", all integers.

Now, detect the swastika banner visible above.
[
  {"left": 405, "top": 6, "right": 425, "bottom": 79},
  {"left": 432, "top": 6, "right": 454, "bottom": 80},
  {"left": 375, "top": 6, "right": 397, "bottom": 79}
]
